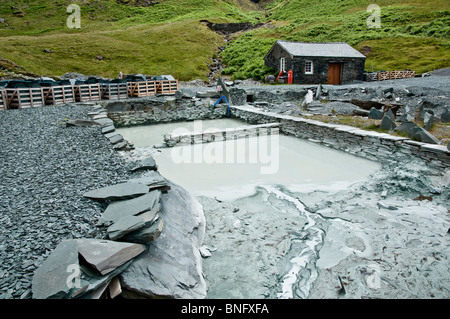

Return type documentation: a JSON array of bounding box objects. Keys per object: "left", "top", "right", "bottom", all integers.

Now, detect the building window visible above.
[
  {"left": 305, "top": 60, "right": 313, "bottom": 74},
  {"left": 280, "top": 57, "right": 286, "bottom": 72}
]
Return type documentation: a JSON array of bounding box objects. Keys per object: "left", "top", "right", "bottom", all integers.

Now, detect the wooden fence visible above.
[
  {"left": 0, "top": 89, "right": 6, "bottom": 110},
  {"left": 127, "top": 81, "right": 157, "bottom": 97},
  {"left": 43, "top": 85, "right": 76, "bottom": 105},
  {"left": 102, "top": 83, "right": 128, "bottom": 100},
  {"left": 74, "top": 83, "right": 102, "bottom": 102},
  {"left": 156, "top": 80, "right": 178, "bottom": 95},
  {"left": 1, "top": 77, "right": 179, "bottom": 109},
  {"left": 5, "top": 87, "right": 45, "bottom": 109},
  {"left": 366, "top": 70, "right": 415, "bottom": 81}
]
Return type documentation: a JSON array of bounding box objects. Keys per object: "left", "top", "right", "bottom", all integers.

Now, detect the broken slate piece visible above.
[
  {"left": 122, "top": 217, "right": 164, "bottom": 244},
  {"left": 113, "top": 141, "right": 129, "bottom": 150},
  {"left": 32, "top": 240, "right": 82, "bottom": 299},
  {"left": 66, "top": 119, "right": 102, "bottom": 127},
  {"left": 102, "top": 125, "right": 115, "bottom": 134},
  {"left": 99, "top": 190, "right": 161, "bottom": 226},
  {"left": 83, "top": 182, "right": 149, "bottom": 201},
  {"left": 76, "top": 239, "right": 146, "bottom": 275},
  {"left": 109, "top": 134, "right": 124, "bottom": 144},
  {"left": 107, "top": 208, "right": 161, "bottom": 241},
  {"left": 107, "top": 215, "right": 147, "bottom": 241},
  {"left": 127, "top": 170, "right": 168, "bottom": 188},
  {"left": 129, "top": 156, "right": 158, "bottom": 172}
]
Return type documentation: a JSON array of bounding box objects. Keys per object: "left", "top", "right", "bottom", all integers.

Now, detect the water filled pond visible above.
[
  {"left": 117, "top": 118, "right": 381, "bottom": 201},
  {"left": 117, "top": 118, "right": 383, "bottom": 298}
]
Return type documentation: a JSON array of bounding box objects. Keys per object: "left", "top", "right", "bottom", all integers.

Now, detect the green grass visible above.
[
  {"left": 0, "top": 20, "right": 225, "bottom": 80},
  {"left": 0, "top": 0, "right": 449, "bottom": 81}
]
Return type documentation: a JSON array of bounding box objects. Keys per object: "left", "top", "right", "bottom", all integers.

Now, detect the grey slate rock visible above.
[
  {"left": 380, "top": 113, "right": 397, "bottom": 131},
  {"left": 368, "top": 107, "right": 383, "bottom": 120},
  {"left": 107, "top": 216, "right": 147, "bottom": 241},
  {"left": 66, "top": 119, "right": 102, "bottom": 127},
  {"left": 424, "top": 112, "right": 434, "bottom": 131},
  {"left": 108, "top": 134, "right": 124, "bottom": 145},
  {"left": 76, "top": 239, "right": 146, "bottom": 276},
  {"left": 102, "top": 125, "right": 115, "bottom": 134},
  {"left": 395, "top": 121, "right": 418, "bottom": 135},
  {"left": 99, "top": 190, "right": 161, "bottom": 226},
  {"left": 113, "top": 141, "right": 129, "bottom": 150},
  {"left": 129, "top": 156, "right": 158, "bottom": 172},
  {"left": 410, "top": 127, "right": 440, "bottom": 144},
  {"left": 441, "top": 108, "right": 450, "bottom": 123},
  {"left": 83, "top": 182, "right": 149, "bottom": 202},
  {"left": 119, "top": 181, "right": 207, "bottom": 299},
  {"left": 32, "top": 240, "right": 80, "bottom": 299},
  {"left": 122, "top": 217, "right": 164, "bottom": 244}
]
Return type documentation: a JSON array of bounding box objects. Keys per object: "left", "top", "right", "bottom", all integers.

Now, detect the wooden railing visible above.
[{"left": 0, "top": 78, "right": 179, "bottom": 110}]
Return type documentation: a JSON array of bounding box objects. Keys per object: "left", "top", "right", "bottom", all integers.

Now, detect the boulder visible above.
[
  {"left": 410, "top": 127, "right": 440, "bottom": 144},
  {"left": 441, "top": 108, "right": 450, "bottom": 123},
  {"left": 380, "top": 112, "right": 396, "bottom": 131},
  {"left": 424, "top": 112, "right": 434, "bottom": 130},
  {"left": 368, "top": 107, "right": 384, "bottom": 120},
  {"left": 395, "top": 121, "right": 418, "bottom": 135},
  {"left": 83, "top": 182, "right": 149, "bottom": 202},
  {"left": 119, "top": 181, "right": 207, "bottom": 299}
]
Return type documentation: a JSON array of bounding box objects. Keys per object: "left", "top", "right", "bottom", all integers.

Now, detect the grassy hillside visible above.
[{"left": 0, "top": 0, "right": 449, "bottom": 81}]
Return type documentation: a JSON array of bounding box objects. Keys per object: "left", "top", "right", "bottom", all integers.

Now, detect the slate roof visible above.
[{"left": 267, "top": 40, "right": 366, "bottom": 59}]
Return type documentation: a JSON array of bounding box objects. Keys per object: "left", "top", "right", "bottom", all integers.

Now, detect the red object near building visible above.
[{"left": 288, "top": 69, "right": 293, "bottom": 84}]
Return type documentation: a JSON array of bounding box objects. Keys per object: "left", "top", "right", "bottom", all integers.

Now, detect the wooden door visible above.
[{"left": 328, "top": 63, "right": 342, "bottom": 85}]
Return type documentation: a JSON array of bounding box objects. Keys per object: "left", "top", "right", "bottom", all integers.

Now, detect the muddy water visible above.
[
  {"left": 117, "top": 119, "right": 389, "bottom": 299},
  {"left": 118, "top": 119, "right": 381, "bottom": 202}
]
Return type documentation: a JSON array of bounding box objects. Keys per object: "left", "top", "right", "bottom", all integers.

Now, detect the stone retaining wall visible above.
[
  {"left": 101, "top": 98, "right": 449, "bottom": 173},
  {"left": 102, "top": 96, "right": 229, "bottom": 127},
  {"left": 230, "top": 105, "right": 450, "bottom": 173}
]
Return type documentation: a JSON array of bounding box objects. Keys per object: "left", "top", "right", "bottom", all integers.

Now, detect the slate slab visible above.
[
  {"left": 127, "top": 170, "right": 167, "bottom": 187},
  {"left": 122, "top": 217, "right": 164, "bottom": 244},
  {"left": 83, "top": 182, "right": 149, "bottom": 201},
  {"left": 129, "top": 156, "right": 158, "bottom": 172},
  {"left": 76, "top": 239, "right": 146, "bottom": 275},
  {"left": 119, "top": 181, "right": 207, "bottom": 299},
  {"left": 99, "top": 190, "right": 161, "bottom": 226},
  {"left": 32, "top": 240, "right": 81, "bottom": 299},
  {"left": 107, "top": 207, "right": 161, "bottom": 241},
  {"left": 102, "top": 125, "right": 115, "bottom": 134},
  {"left": 109, "top": 134, "right": 124, "bottom": 145}
]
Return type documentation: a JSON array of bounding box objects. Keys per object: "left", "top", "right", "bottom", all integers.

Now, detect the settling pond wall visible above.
[{"left": 102, "top": 98, "right": 450, "bottom": 173}]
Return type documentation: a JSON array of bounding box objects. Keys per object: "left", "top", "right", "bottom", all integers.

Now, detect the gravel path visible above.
[{"left": 0, "top": 104, "right": 133, "bottom": 299}]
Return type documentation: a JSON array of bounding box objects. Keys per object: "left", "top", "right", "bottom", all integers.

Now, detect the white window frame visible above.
[
  {"left": 305, "top": 60, "right": 313, "bottom": 74},
  {"left": 280, "top": 57, "right": 286, "bottom": 72}
]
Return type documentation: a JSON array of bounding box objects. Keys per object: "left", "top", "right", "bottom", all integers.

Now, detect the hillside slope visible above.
[{"left": 0, "top": 0, "right": 449, "bottom": 81}]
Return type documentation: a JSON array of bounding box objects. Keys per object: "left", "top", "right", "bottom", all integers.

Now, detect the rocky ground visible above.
[
  {"left": 0, "top": 104, "right": 136, "bottom": 299},
  {"left": 0, "top": 75, "right": 448, "bottom": 300},
  {"left": 199, "top": 158, "right": 450, "bottom": 299}
]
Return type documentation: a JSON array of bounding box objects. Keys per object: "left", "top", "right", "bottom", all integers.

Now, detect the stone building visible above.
[{"left": 264, "top": 40, "right": 366, "bottom": 85}]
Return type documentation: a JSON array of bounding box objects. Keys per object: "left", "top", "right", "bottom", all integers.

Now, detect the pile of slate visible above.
[{"left": 31, "top": 131, "right": 171, "bottom": 299}]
